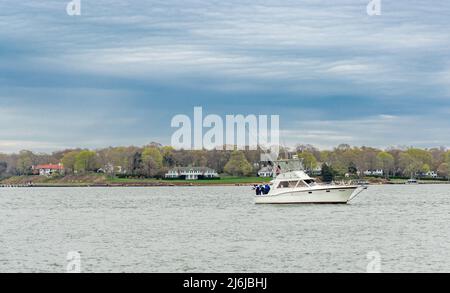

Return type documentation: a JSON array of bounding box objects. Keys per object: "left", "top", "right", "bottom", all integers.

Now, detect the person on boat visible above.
[
  {"left": 275, "top": 165, "right": 282, "bottom": 176},
  {"left": 258, "top": 185, "right": 263, "bottom": 195},
  {"left": 260, "top": 185, "right": 267, "bottom": 195},
  {"left": 264, "top": 184, "right": 271, "bottom": 194},
  {"left": 255, "top": 185, "right": 261, "bottom": 195}
]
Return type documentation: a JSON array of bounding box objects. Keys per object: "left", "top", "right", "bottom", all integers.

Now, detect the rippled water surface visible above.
[{"left": 1, "top": 185, "right": 449, "bottom": 272}]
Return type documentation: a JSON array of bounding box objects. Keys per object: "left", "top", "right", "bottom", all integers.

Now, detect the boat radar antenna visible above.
[
  {"left": 246, "top": 124, "right": 301, "bottom": 175},
  {"left": 272, "top": 158, "right": 305, "bottom": 174}
]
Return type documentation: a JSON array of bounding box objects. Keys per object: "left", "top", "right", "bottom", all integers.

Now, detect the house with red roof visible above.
[{"left": 32, "top": 163, "right": 64, "bottom": 176}]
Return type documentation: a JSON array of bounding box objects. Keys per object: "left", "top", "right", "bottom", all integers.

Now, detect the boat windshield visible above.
[
  {"left": 304, "top": 179, "right": 316, "bottom": 186},
  {"left": 277, "top": 180, "right": 299, "bottom": 188}
]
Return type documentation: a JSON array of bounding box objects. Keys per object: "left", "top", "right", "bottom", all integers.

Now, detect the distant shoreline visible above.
[
  {"left": 0, "top": 182, "right": 266, "bottom": 188},
  {"left": 0, "top": 175, "right": 272, "bottom": 188},
  {"left": 1, "top": 176, "right": 449, "bottom": 188}
]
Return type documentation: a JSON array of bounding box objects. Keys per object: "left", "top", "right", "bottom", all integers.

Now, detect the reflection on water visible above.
[{"left": 0, "top": 185, "right": 449, "bottom": 272}]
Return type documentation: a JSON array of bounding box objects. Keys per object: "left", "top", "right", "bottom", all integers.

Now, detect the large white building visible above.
[
  {"left": 364, "top": 169, "right": 384, "bottom": 176},
  {"left": 165, "top": 167, "right": 219, "bottom": 180},
  {"left": 258, "top": 166, "right": 273, "bottom": 178},
  {"left": 424, "top": 171, "right": 438, "bottom": 178}
]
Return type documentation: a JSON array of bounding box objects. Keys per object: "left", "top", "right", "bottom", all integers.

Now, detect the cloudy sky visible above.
[{"left": 1, "top": 0, "right": 450, "bottom": 153}]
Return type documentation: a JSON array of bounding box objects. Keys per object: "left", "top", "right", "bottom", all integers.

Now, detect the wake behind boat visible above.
[{"left": 254, "top": 159, "right": 366, "bottom": 204}]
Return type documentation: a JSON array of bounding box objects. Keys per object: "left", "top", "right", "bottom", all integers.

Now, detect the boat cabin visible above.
[{"left": 273, "top": 171, "right": 317, "bottom": 189}]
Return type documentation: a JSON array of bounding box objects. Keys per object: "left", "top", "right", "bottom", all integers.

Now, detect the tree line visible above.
[
  {"left": 1, "top": 143, "right": 450, "bottom": 179},
  {"left": 0, "top": 142, "right": 260, "bottom": 179},
  {"left": 296, "top": 144, "right": 450, "bottom": 179}
]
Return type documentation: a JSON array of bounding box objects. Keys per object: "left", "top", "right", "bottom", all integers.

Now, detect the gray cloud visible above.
[{"left": 1, "top": 0, "right": 450, "bottom": 152}]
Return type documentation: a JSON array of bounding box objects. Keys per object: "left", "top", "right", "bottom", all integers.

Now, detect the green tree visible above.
[
  {"left": 444, "top": 151, "right": 450, "bottom": 165},
  {"left": 192, "top": 150, "right": 208, "bottom": 167},
  {"left": 399, "top": 153, "right": 422, "bottom": 178},
  {"left": 74, "top": 150, "right": 98, "bottom": 173},
  {"left": 297, "top": 151, "right": 317, "bottom": 172},
  {"left": 17, "top": 150, "right": 34, "bottom": 175},
  {"left": 130, "top": 152, "right": 142, "bottom": 175},
  {"left": 321, "top": 163, "right": 335, "bottom": 183},
  {"left": 0, "top": 161, "right": 7, "bottom": 178},
  {"left": 61, "top": 151, "right": 79, "bottom": 173},
  {"left": 224, "top": 151, "right": 253, "bottom": 176},
  {"left": 376, "top": 151, "right": 395, "bottom": 178},
  {"left": 161, "top": 146, "right": 175, "bottom": 167},
  {"left": 348, "top": 162, "right": 358, "bottom": 175},
  {"left": 141, "top": 147, "right": 163, "bottom": 177},
  {"left": 106, "top": 146, "right": 141, "bottom": 175},
  {"left": 437, "top": 163, "right": 450, "bottom": 179},
  {"left": 421, "top": 163, "right": 431, "bottom": 174},
  {"left": 406, "top": 148, "right": 433, "bottom": 166},
  {"left": 320, "top": 150, "right": 331, "bottom": 163}
]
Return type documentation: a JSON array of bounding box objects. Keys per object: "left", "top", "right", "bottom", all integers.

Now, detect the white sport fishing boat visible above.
[{"left": 255, "top": 159, "right": 366, "bottom": 204}]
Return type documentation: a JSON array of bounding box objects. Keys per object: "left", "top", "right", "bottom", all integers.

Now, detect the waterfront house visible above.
[
  {"left": 97, "top": 163, "right": 116, "bottom": 174},
  {"left": 424, "top": 171, "right": 438, "bottom": 178},
  {"left": 312, "top": 164, "right": 322, "bottom": 176},
  {"left": 32, "top": 163, "right": 64, "bottom": 176},
  {"left": 258, "top": 166, "right": 273, "bottom": 178},
  {"left": 165, "top": 167, "right": 219, "bottom": 180},
  {"left": 364, "top": 169, "right": 384, "bottom": 176}
]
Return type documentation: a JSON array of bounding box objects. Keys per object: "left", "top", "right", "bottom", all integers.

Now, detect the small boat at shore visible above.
[
  {"left": 254, "top": 159, "right": 366, "bottom": 204},
  {"left": 406, "top": 179, "right": 418, "bottom": 184}
]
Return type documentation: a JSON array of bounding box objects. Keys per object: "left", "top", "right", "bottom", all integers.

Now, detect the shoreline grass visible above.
[
  {"left": 0, "top": 174, "right": 272, "bottom": 186},
  {"left": 1, "top": 174, "right": 449, "bottom": 187},
  {"left": 108, "top": 176, "right": 272, "bottom": 185}
]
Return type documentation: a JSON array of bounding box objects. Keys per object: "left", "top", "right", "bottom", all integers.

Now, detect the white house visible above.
[
  {"left": 165, "top": 167, "right": 219, "bottom": 180},
  {"left": 97, "top": 163, "right": 115, "bottom": 174},
  {"left": 364, "top": 169, "right": 384, "bottom": 176},
  {"left": 425, "top": 171, "right": 438, "bottom": 178},
  {"left": 258, "top": 166, "right": 273, "bottom": 178},
  {"left": 312, "top": 164, "right": 322, "bottom": 176}
]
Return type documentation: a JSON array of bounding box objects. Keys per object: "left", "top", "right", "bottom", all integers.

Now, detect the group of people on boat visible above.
[{"left": 254, "top": 184, "right": 271, "bottom": 196}]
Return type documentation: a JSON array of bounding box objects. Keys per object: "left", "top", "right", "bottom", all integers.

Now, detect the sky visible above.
[{"left": 1, "top": 0, "right": 450, "bottom": 153}]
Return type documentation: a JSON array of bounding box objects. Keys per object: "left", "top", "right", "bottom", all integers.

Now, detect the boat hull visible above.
[{"left": 255, "top": 186, "right": 358, "bottom": 204}]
